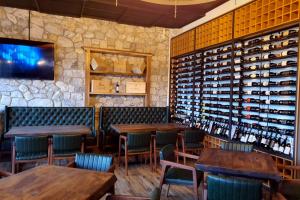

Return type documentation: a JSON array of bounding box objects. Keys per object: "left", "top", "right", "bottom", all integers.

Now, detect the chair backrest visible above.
[
  {"left": 75, "top": 153, "right": 113, "bottom": 172},
  {"left": 159, "top": 144, "right": 175, "bottom": 162},
  {"left": 155, "top": 131, "right": 178, "bottom": 146},
  {"left": 184, "top": 128, "right": 205, "bottom": 144},
  {"left": 15, "top": 136, "right": 48, "bottom": 160},
  {"left": 207, "top": 175, "right": 262, "bottom": 200},
  {"left": 53, "top": 135, "right": 82, "bottom": 154},
  {"left": 127, "top": 132, "right": 152, "bottom": 149},
  {"left": 221, "top": 141, "right": 253, "bottom": 152}
]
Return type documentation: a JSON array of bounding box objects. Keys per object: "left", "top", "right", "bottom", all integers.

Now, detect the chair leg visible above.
[
  {"left": 181, "top": 137, "right": 186, "bottom": 165},
  {"left": 154, "top": 138, "right": 157, "bottom": 171},
  {"left": 166, "top": 184, "right": 171, "bottom": 197},
  {"left": 125, "top": 140, "right": 128, "bottom": 176},
  {"left": 11, "top": 141, "right": 16, "bottom": 174},
  {"left": 118, "top": 137, "right": 122, "bottom": 167},
  {"left": 150, "top": 140, "right": 152, "bottom": 171}
]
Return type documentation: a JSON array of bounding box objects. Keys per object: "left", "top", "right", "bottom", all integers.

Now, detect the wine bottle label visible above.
[
  {"left": 214, "top": 77, "right": 218, "bottom": 81},
  {"left": 263, "top": 72, "right": 269, "bottom": 77},
  {"left": 213, "top": 49, "right": 217, "bottom": 54},
  {"left": 250, "top": 74, "right": 257, "bottom": 78},
  {"left": 247, "top": 82, "right": 252, "bottom": 86},
  {"left": 214, "top": 63, "right": 217, "bottom": 67},
  {"left": 222, "top": 55, "right": 227, "bottom": 59},
  {"left": 235, "top": 59, "right": 241, "bottom": 64},
  {"left": 282, "top": 30, "right": 289, "bottom": 37},
  {"left": 213, "top": 84, "right": 217, "bottom": 87},
  {"left": 261, "top": 138, "right": 267, "bottom": 144},
  {"left": 213, "top": 90, "right": 217, "bottom": 94},
  {"left": 263, "top": 54, "right": 269, "bottom": 59},
  {"left": 223, "top": 62, "right": 227, "bottom": 66},
  {"left": 263, "top": 35, "right": 271, "bottom": 41},
  {"left": 263, "top": 63, "right": 270, "bottom": 69},
  {"left": 265, "top": 100, "right": 270, "bottom": 104},
  {"left": 278, "top": 146, "right": 284, "bottom": 153},
  {"left": 265, "top": 91, "right": 270, "bottom": 95},
  {"left": 236, "top": 43, "right": 242, "bottom": 48},
  {"left": 273, "top": 143, "right": 279, "bottom": 151},
  {"left": 262, "top": 82, "right": 268, "bottom": 86},
  {"left": 247, "top": 91, "right": 252, "bottom": 95},
  {"left": 224, "top": 47, "right": 228, "bottom": 51},
  {"left": 263, "top": 45, "right": 269, "bottom": 50},
  {"left": 284, "top": 146, "right": 291, "bottom": 155},
  {"left": 235, "top": 75, "right": 241, "bottom": 79},
  {"left": 240, "top": 136, "right": 245, "bottom": 142},
  {"left": 282, "top": 41, "right": 289, "bottom": 46},
  {"left": 281, "top": 61, "right": 287, "bottom": 66},
  {"left": 281, "top": 51, "right": 288, "bottom": 57},
  {"left": 236, "top": 51, "right": 242, "bottom": 56},
  {"left": 245, "top": 41, "right": 249, "bottom": 46},
  {"left": 250, "top": 57, "right": 257, "bottom": 61},
  {"left": 250, "top": 65, "right": 257, "bottom": 70},
  {"left": 187, "top": 102, "right": 191, "bottom": 105},
  {"left": 225, "top": 130, "right": 230, "bottom": 136}
]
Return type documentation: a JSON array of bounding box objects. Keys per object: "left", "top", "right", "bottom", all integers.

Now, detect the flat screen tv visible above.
[{"left": 0, "top": 38, "right": 54, "bottom": 80}]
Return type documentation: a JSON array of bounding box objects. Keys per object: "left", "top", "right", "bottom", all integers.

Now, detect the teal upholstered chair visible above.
[
  {"left": 12, "top": 136, "right": 50, "bottom": 174},
  {"left": 159, "top": 144, "right": 202, "bottom": 200},
  {"left": 118, "top": 132, "right": 152, "bottom": 176},
  {"left": 220, "top": 141, "right": 253, "bottom": 152},
  {"left": 51, "top": 135, "right": 83, "bottom": 164},
  {"left": 153, "top": 130, "right": 178, "bottom": 170},
  {"left": 106, "top": 187, "right": 161, "bottom": 200},
  {"left": 276, "top": 165, "right": 300, "bottom": 200},
  {"left": 68, "top": 153, "right": 114, "bottom": 172},
  {"left": 207, "top": 175, "right": 262, "bottom": 200}
]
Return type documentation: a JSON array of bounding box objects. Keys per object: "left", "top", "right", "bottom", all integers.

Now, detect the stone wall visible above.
[{"left": 0, "top": 7, "right": 170, "bottom": 109}]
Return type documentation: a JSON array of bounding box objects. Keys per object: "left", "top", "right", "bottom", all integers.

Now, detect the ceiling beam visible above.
[
  {"left": 34, "top": 0, "right": 40, "bottom": 11},
  {"left": 80, "top": 0, "right": 87, "bottom": 17}
]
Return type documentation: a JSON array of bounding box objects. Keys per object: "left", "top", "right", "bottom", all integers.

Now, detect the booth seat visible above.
[
  {"left": 99, "top": 106, "right": 169, "bottom": 150},
  {"left": 1, "top": 106, "right": 96, "bottom": 151}
]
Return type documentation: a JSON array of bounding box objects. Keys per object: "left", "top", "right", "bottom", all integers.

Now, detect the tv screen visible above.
[{"left": 0, "top": 38, "right": 54, "bottom": 80}]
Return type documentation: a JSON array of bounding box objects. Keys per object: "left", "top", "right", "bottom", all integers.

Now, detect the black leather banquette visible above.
[
  {"left": 99, "top": 106, "right": 170, "bottom": 147},
  {"left": 3, "top": 106, "right": 96, "bottom": 146}
]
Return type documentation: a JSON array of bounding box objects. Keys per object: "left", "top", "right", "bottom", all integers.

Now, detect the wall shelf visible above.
[
  {"left": 89, "top": 92, "right": 146, "bottom": 96},
  {"left": 90, "top": 71, "right": 145, "bottom": 77}
]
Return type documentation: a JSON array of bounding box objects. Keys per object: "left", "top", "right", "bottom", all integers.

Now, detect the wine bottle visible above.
[
  {"left": 278, "top": 70, "right": 297, "bottom": 76},
  {"left": 279, "top": 90, "right": 296, "bottom": 95},
  {"left": 278, "top": 136, "right": 286, "bottom": 153},
  {"left": 278, "top": 110, "right": 295, "bottom": 115},
  {"left": 235, "top": 51, "right": 242, "bottom": 56},
  {"left": 281, "top": 29, "right": 298, "bottom": 37},
  {"left": 281, "top": 40, "right": 297, "bottom": 47},
  {"left": 280, "top": 60, "right": 297, "bottom": 67},
  {"left": 283, "top": 138, "right": 292, "bottom": 155},
  {"left": 249, "top": 56, "right": 259, "bottom": 62},
  {"left": 280, "top": 80, "right": 296, "bottom": 86},
  {"left": 281, "top": 50, "right": 298, "bottom": 57}
]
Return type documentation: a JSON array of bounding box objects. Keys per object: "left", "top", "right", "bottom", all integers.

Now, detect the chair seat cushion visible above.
[
  {"left": 121, "top": 144, "right": 150, "bottom": 153},
  {"left": 53, "top": 150, "right": 81, "bottom": 157},
  {"left": 165, "top": 167, "right": 203, "bottom": 186}
]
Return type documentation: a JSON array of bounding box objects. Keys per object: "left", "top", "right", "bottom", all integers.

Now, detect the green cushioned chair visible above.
[
  {"left": 159, "top": 144, "right": 202, "bottom": 200},
  {"left": 153, "top": 130, "right": 178, "bottom": 170},
  {"left": 207, "top": 175, "right": 262, "bottom": 200},
  {"left": 51, "top": 135, "right": 83, "bottom": 164},
  {"left": 220, "top": 141, "right": 253, "bottom": 152},
  {"left": 68, "top": 153, "right": 114, "bottom": 172},
  {"left": 106, "top": 187, "right": 161, "bottom": 200},
  {"left": 118, "top": 132, "right": 152, "bottom": 176},
  {"left": 12, "top": 136, "right": 49, "bottom": 174}
]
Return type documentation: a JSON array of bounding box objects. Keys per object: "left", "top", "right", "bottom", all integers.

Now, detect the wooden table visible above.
[
  {"left": 5, "top": 125, "right": 91, "bottom": 138},
  {"left": 110, "top": 123, "right": 187, "bottom": 134},
  {"left": 0, "top": 165, "right": 117, "bottom": 200},
  {"left": 195, "top": 148, "right": 281, "bottom": 200}
]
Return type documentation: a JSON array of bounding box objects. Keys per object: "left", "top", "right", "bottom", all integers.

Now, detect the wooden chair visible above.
[
  {"left": 68, "top": 153, "right": 114, "bottom": 172},
  {"left": 159, "top": 144, "right": 202, "bottom": 200},
  {"left": 0, "top": 170, "right": 11, "bottom": 178},
  {"left": 207, "top": 174, "right": 263, "bottom": 200},
  {"left": 153, "top": 130, "right": 178, "bottom": 170},
  {"left": 276, "top": 165, "right": 300, "bottom": 200},
  {"left": 220, "top": 141, "right": 254, "bottom": 152},
  {"left": 51, "top": 135, "right": 84, "bottom": 165},
  {"left": 12, "top": 136, "right": 50, "bottom": 174},
  {"left": 118, "top": 132, "right": 152, "bottom": 176},
  {"left": 106, "top": 187, "right": 161, "bottom": 200}
]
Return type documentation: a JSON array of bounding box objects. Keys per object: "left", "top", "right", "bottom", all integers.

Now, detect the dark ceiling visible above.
[{"left": 0, "top": 0, "right": 228, "bottom": 28}]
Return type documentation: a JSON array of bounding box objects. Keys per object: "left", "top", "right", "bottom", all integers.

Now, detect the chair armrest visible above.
[
  {"left": 67, "top": 161, "right": 76, "bottom": 168},
  {"left": 160, "top": 160, "right": 196, "bottom": 171},
  {"left": 0, "top": 170, "right": 12, "bottom": 177},
  {"left": 283, "top": 165, "right": 300, "bottom": 171},
  {"left": 120, "top": 135, "right": 127, "bottom": 141},
  {"left": 108, "top": 165, "right": 115, "bottom": 173},
  {"left": 106, "top": 194, "right": 149, "bottom": 200},
  {"left": 175, "top": 151, "right": 199, "bottom": 160}
]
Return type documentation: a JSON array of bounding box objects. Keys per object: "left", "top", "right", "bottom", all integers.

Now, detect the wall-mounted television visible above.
[{"left": 0, "top": 38, "right": 54, "bottom": 80}]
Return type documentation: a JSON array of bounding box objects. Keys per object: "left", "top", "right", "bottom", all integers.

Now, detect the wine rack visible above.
[
  {"left": 195, "top": 12, "right": 233, "bottom": 49},
  {"left": 171, "top": 29, "right": 195, "bottom": 57},
  {"left": 234, "top": 0, "right": 300, "bottom": 38},
  {"left": 169, "top": 25, "right": 299, "bottom": 162}
]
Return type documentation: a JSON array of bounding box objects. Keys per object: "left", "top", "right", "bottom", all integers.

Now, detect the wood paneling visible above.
[
  {"left": 234, "top": 0, "right": 300, "bottom": 38},
  {"left": 171, "top": 29, "right": 195, "bottom": 57}
]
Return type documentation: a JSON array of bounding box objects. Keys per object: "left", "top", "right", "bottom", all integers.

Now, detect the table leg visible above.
[
  {"left": 202, "top": 172, "right": 208, "bottom": 200},
  {"left": 11, "top": 139, "right": 15, "bottom": 174}
]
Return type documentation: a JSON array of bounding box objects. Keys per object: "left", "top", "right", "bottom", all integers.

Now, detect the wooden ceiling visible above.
[{"left": 0, "top": 0, "right": 228, "bottom": 28}]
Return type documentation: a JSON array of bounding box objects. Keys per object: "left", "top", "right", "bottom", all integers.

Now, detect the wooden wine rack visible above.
[
  {"left": 171, "top": 29, "right": 195, "bottom": 57},
  {"left": 195, "top": 12, "right": 233, "bottom": 49},
  {"left": 204, "top": 135, "right": 295, "bottom": 179},
  {"left": 234, "top": 0, "right": 300, "bottom": 38}
]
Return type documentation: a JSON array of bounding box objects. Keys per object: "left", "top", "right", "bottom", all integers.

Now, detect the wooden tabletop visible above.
[
  {"left": 0, "top": 165, "right": 117, "bottom": 200},
  {"left": 5, "top": 125, "right": 91, "bottom": 138},
  {"left": 110, "top": 123, "right": 187, "bottom": 134},
  {"left": 195, "top": 148, "right": 281, "bottom": 182}
]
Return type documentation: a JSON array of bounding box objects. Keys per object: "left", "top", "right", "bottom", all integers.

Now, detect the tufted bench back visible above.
[
  {"left": 4, "top": 107, "right": 96, "bottom": 136},
  {"left": 99, "top": 106, "right": 170, "bottom": 134}
]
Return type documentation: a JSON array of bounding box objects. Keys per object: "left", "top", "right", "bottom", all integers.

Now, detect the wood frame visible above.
[
  {"left": 159, "top": 151, "right": 200, "bottom": 200},
  {"left": 118, "top": 135, "right": 152, "bottom": 176}
]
